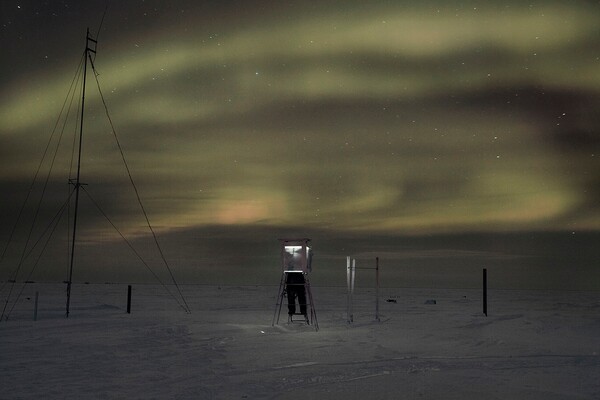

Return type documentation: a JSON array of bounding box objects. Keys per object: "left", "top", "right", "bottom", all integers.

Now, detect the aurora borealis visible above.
[{"left": 1, "top": 1, "right": 598, "bottom": 287}]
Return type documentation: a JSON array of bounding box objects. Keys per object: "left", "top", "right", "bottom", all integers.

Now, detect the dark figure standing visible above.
[{"left": 286, "top": 272, "right": 307, "bottom": 318}]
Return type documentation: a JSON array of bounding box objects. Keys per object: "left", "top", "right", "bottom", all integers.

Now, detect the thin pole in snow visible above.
[
  {"left": 375, "top": 257, "right": 380, "bottom": 322},
  {"left": 483, "top": 268, "right": 488, "bottom": 316},
  {"left": 346, "top": 257, "right": 356, "bottom": 323},
  {"left": 34, "top": 291, "right": 39, "bottom": 321},
  {"left": 127, "top": 285, "right": 132, "bottom": 314},
  {"left": 350, "top": 259, "right": 355, "bottom": 322},
  {"left": 346, "top": 256, "right": 352, "bottom": 323}
]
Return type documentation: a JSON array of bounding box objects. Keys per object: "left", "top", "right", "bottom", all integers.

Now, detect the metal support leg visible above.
[{"left": 272, "top": 272, "right": 287, "bottom": 326}]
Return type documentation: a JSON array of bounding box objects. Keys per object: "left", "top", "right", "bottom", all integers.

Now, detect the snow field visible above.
[{"left": 1, "top": 284, "right": 599, "bottom": 399}]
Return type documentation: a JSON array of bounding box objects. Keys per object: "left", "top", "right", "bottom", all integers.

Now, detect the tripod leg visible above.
[
  {"left": 305, "top": 277, "right": 319, "bottom": 331},
  {"left": 272, "top": 273, "right": 286, "bottom": 326}
]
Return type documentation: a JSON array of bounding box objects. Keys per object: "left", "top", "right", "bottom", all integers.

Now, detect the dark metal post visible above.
[
  {"left": 375, "top": 257, "right": 380, "bottom": 322},
  {"left": 34, "top": 291, "right": 39, "bottom": 321},
  {"left": 483, "top": 268, "right": 487, "bottom": 316},
  {"left": 127, "top": 285, "right": 132, "bottom": 314}
]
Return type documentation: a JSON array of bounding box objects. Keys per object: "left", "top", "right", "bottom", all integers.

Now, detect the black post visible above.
[
  {"left": 375, "top": 257, "right": 380, "bottom": 322},
  {"left": 483, "top": 268, "right": 487, "bottom": 316},
  {"left": 127, "top": 285, "right": 132, "bottom": 314},
  {"left": 34, "top": 291, "right": 39, "bottom": 321}
]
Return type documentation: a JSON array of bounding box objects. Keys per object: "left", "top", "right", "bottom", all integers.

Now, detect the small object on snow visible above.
[
  {"left": 425, "top": 299, "right": 437, "bottom": 305},
  {"left": 386, "top": 298, "right": 397, "bottom": 303}
]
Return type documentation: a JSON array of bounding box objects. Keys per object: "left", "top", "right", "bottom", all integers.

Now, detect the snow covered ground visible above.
[{"left": 1, "top": 283, "right": 599, "bottom": 399}]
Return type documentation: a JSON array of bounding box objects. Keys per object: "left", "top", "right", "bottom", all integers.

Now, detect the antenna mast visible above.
[{"left": 65, "top": 29, "right": 97, "bottom": 318}]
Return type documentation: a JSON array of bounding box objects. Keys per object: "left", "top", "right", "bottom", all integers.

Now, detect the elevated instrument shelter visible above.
[{"left": 272, "top": 238, "right": 318, "bottom": 330}]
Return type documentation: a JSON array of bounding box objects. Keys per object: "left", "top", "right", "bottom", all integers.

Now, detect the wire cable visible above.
[
  {"left": 0, "top": 55, "right": 84, "bottom": 298},
  {"left": 89, "top": 57, "right": 190, "bottom": 313},
  {"left": 3, "top": 189, "right": 76, "bottom": 321},
  {"left": 81, "top": 186, "right": 186, "bottom": 311}
]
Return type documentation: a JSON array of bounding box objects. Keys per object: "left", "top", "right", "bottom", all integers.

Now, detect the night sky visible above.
[{"left": 1, "top": 1, "right": 599, "bottom": 289}]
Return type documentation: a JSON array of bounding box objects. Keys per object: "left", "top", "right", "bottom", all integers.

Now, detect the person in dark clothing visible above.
[{"left": 286, "top": 272, "right": 307, "bottom": 317}]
